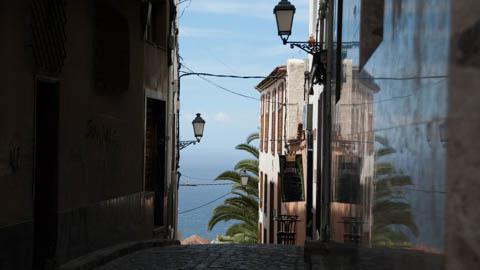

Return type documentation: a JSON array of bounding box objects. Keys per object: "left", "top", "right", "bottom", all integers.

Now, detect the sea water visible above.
[{"left": 178, "top": 151, "right": 243, "bottom": 241}]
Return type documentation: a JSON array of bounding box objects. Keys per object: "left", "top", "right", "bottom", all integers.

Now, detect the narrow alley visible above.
[{"left": 1, "top": 0, "right": 480, "bottom": 270}]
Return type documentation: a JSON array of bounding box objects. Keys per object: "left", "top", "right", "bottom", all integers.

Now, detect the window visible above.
[
  {"left": 264, "top": 174, "right": 268, "bottom": 214},
  {"left": 334, "top": 155, "right": 361, "bottom": 204},
  {"left": 271, "top": 90, "right": 277, "bottom": 154},
  {"left": 260, "top": 96, "right": 264, "bottom": 152},
  {"left": 260, "top": 172, "right": 263, "bottom": 209},
  {"left": 277, "top": 86, "right": 284, "bottom": 154},
  {"left": 280, "top": 155, "right": 305, "bottom": 202},
  {"left": 144, "top": 0, "right": 168, "bottom": 46},
  {"left": 265, "top": 94, "right": 270, "bottom": 153},
  {"left": 94, "top": 0, "right": 130, "bottom": 93}
]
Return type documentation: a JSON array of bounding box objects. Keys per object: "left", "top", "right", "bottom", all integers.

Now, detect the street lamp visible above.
[
  {"left": 179, "top": 113, "right": 206, "bottom": 150},
  {"left": 274, "top": 0, "right": 322, "bottom": 54},
  {"left": 240, "top": 169, "right": 249, "bottom": 186},
  {"left": 274, "top": 0, "right": 296, "bottom": 44},
  {"left": 273, "top": 0, "right": 327, "bottom": 85},
  {"left": 192, "top": 113, "right": 206, "bottom": 143}
]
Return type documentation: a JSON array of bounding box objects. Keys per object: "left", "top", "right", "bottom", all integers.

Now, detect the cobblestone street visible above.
[{"left": 97, "top": 244, "right": 306, "bottom": 270}]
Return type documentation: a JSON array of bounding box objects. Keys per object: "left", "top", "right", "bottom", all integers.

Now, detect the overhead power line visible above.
[
  {"left": 352, "top": 75, "right": 448, "bottom": 81},
  {"left": 180, "top": 62, "right": 297, "bottom": 106},
  {"left": 179, "top": 192, "right": 231, "bottom": 215},
  {"left": 179, "top": 71, "right": 277, "bottom": 80},
  {"left": 179, "top": 182, "right": 233, "bottom": 187},
  {"left": 181, "top": 174, "right": 217, "bottom": 181},
  {"left": 178, "top": 0, "right": 192, "bottom": 19},
  {"left": 180, "top": 64, "right": 261, "bottom": 101}
]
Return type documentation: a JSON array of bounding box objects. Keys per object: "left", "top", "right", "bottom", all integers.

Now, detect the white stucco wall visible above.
[
  {"left": 286, "top": 59, "right": 308, "bottom": 141},
  {"left": 258, "top": 59, "right": 307, "bottom": 243}
]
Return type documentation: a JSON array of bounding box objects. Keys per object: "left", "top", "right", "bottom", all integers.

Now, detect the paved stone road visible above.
[{"left": 97, "top": 244, "right": 306, "bottom": 270}]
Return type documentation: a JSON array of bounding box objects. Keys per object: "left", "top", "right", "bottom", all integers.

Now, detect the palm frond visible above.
[
  {"left": 216, "top": 170, "right": 240, "bottom": 182},
  {"left": 226, "top": 222, "right": 258, "bottom": 238},
  {"left": 208, "top": 204, "right": 258, "bottom": 231},
  {"left": 375, "top": 162, "right": 396, "bottom": 175},
  {"left": 373, "top": 201, "right": 418, "bottom": 236},
  {"left": 208, "top": 131, "right": 260, "bottom": 243},
  {"left": 234, "top": 159, "right": 259, "bottom": 175},
  {"left": 235, "top": 143, "right": 259, "bottom": 159},
  {"left": 375, "top": 147, "right": 396, "bottom": 159},
  {"left": 246, "top": 132, "right": 260, "bottom": 144},
  {"left": 375, "top": 136, "right": 389, "bottom": 147}
]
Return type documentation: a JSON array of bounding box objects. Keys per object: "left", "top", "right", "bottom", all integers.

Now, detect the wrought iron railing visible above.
[{"left": 275, "top": 215, "right": 300, "bottom": 245}]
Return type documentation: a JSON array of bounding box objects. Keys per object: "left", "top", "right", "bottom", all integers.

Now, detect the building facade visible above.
[
  {"left": 257, "top": 60, "right": 309, "bottom": 246},
  {"left": 0, "top": 0, "right": 180, "bottom": 268},
  {"left": 307, "top": 0, "right": 450, "bottom": 253}
]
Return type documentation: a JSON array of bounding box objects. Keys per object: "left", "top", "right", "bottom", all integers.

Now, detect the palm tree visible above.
[
  {"left": 371, "top": 136, "right": 418, "bottom": 248},
  {"left": 208, "top": 133, "right": 259, "bottom": 243}
]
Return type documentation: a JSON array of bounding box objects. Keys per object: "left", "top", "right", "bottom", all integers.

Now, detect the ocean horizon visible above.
[{"left": 178, "top": 150, "right": 248, "bottom": 241}]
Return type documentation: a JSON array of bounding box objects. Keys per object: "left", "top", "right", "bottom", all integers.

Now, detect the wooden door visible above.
[
  {"left": 145, "top": 99, "right": 166, "bottom": 227},
  {"left": 33, "top": 80, "right": 59, "bottom": 269}
]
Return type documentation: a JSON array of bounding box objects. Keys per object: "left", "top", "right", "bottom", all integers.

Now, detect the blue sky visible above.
[
  {"left": 177, "top": 0, "right": 309, "bottom": 239},
  {"left": 178, "top": 0, "right": 309, "bottom": 178}
]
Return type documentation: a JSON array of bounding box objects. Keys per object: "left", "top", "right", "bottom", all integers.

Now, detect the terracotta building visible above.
[{"left": 256, "top": 59, "right": 309, "bottom": 246}]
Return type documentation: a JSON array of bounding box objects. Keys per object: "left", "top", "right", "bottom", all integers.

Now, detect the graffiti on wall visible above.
[
  {"left": 9, "top": 143, "right": 22, "bottom": 173},
  {"left": 85, "top": 119, "right": 119, "bottom": 151}
]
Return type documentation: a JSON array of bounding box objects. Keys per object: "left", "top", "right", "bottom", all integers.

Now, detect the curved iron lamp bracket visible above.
[
  {"left": 179, "top": 140, "right": 196, "bottom": 150},
  {"left": 284, "top": 41, "right": 324, "bottom": 55}
]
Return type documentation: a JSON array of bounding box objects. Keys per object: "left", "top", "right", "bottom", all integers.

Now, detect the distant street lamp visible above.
[
  {"left": 180, "top": 113, "right": 206, "bottom": 150},
  {"left": 192, "top": 113, "right": 206, "bottom": 142},
  {"left": 240, "top": 169, "right": 249, "bottom": 186}
]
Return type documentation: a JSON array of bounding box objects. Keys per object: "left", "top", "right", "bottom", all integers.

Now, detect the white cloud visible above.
[
  {"left": 214, "top": 112, "right": 232, "bottom": 123},
  {"left": 185, "top": 0, "right": 308, "bottom": 22}
]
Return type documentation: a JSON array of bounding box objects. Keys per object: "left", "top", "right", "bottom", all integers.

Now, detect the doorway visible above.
[
  {"left": 145, "top": 98, "right": 166, "bottom": 227},
  {"left": 33, "top": 80, "right": 59, "bottom": 269}
]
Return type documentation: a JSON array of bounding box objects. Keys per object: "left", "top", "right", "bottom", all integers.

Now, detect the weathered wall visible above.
[
  {"left": 286, "top": 59, "right": 307, "bottom": 140},
  {"left": 258, "top": 78, "right": 284, "bottom": 244},
  {"left": 0, "top": 0, "right": 35, "bottom": 228},
  {"left": 0, "top": 0, "right": 36, "bottom": 268},
  {"left": 59, "top": 0, "right": 145, "bottom": 211},
  {"left": 0, "top": 0, "right": 178, "bottom": 267},
  {"left": 446, "top": 1, "right": 480, "bottom": 269},
  {"left": 330, "top": 0, "right": 450, "bottom": 252},
  {"left": 284, "top": 201, "right": 306, "bottom": 246}
]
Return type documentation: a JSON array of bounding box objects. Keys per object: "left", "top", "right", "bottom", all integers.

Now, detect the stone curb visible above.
[{"left": 59, "top": 239, "right": 181, "bottom": 270}]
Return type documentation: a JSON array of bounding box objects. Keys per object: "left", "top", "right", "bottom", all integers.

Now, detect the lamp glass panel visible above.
[
  {"left": 241, "top": 176, "right": 248, "bottom": 186},
  {"left": 193, "top": 122, "right": 205, "bottom": 138},
  {"left": 276, "top": 9, "right": 294, "bottom": 35}
]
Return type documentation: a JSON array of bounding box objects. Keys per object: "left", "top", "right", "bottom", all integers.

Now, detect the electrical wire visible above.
[
  {"left": 179, "top": 183, "right": 233, "bottom": 186},
  {"left": 181, "top": 174, "right": 217, "bottom": 181},
  {"left": 178, "top": 192, "right": 231, "bottom": 215},
  {"left": 181, "top": 64, "right": 261, "bottom": 101},
  {"left": 179, "top": 71, "right": 277, "bottom": 80},
  {"left": 180, "top": 63, "right": 297, "bottom": 106},
  {"left": 352, "top": 75, "right": 448, "bottom": 81},
  {"left": 178, "top": 0, "right": 192, "bottom": 19}
]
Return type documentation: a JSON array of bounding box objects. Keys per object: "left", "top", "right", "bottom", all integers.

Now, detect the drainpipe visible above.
[{"left": 319, "top": 0, "right": 335, "bottom": 243}]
